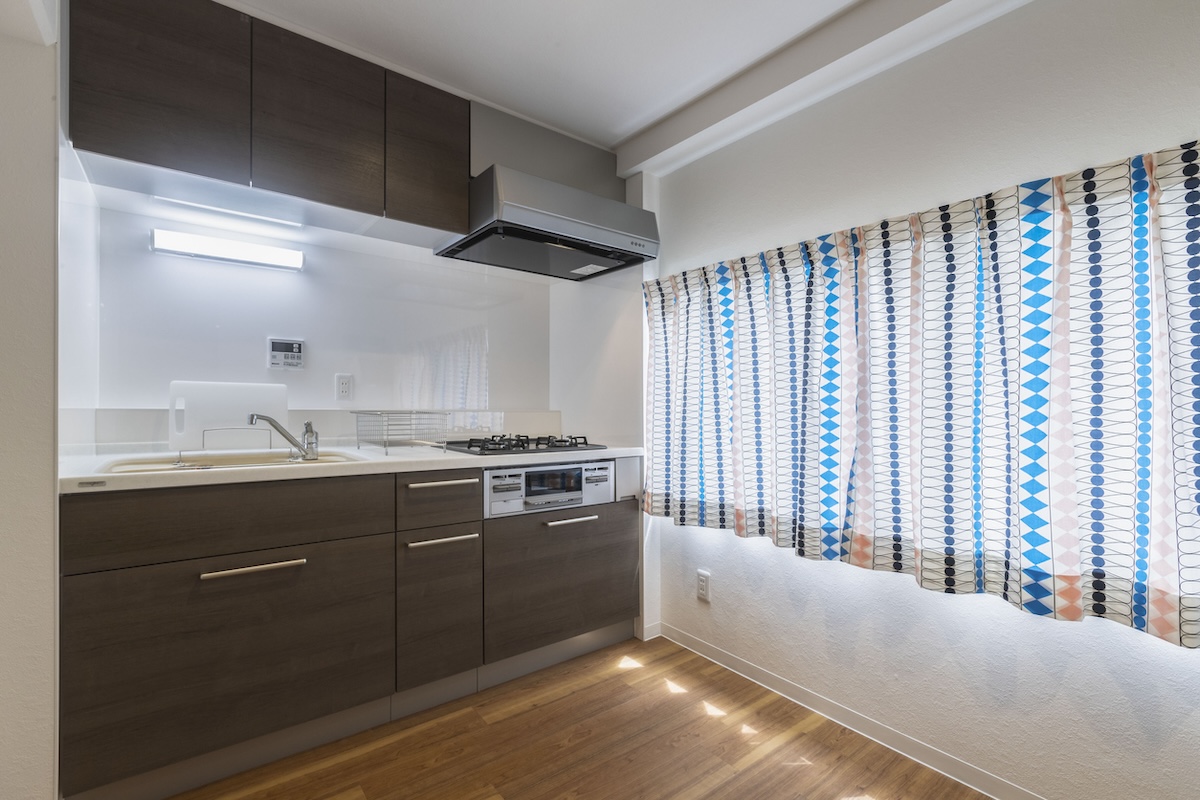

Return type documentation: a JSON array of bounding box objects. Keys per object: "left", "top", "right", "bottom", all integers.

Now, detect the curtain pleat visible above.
[{"left": 644, "top": 141, "right": 1200, "bottom": 647}]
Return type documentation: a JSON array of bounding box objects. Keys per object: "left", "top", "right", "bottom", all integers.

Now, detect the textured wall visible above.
[
  {"left": 653, "top": 1, "right": 1200, "bottom": 798},
  {"left": 0, "top": 29, "right": 58, "bottom": 800}
]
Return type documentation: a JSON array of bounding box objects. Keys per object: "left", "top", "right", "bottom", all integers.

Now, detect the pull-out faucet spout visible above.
[{"left": 247, "top": 414, "right": 319, "bottom": 461}]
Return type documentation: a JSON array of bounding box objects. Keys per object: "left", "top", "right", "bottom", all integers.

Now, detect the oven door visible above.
[{"left": 523, "top": 465, "right": 584, "bottom": 512}]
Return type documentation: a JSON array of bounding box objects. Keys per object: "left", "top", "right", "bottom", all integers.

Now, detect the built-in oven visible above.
[{"left": 484, "top": 460, "right": 615, "bottom": 518}]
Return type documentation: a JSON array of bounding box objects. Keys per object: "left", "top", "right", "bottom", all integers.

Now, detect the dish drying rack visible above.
[{"left": 350, "top": 410, "right": 499, "bottom": 453}]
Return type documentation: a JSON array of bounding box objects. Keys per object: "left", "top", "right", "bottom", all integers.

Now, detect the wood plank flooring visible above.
[{"left": 171, "top": 637, "right": 986, "bottom": 800}]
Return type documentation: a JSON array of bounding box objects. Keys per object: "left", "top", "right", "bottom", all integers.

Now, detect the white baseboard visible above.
[
  {"left": 637, "top": 619, "right": 663, "bottom": 640},
  {"left": 659, "top": 624, "right": 1042, "bottom": 800}
]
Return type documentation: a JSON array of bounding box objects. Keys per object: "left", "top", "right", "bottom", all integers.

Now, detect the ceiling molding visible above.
[{"left": 616, "top": 0, "right": 1035, "bottom": 178}]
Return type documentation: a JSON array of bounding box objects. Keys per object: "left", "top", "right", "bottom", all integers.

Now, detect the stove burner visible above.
[
  {"left": 442, "top": 434, "right": 606, "bottom": 455},
  {"left": 466, "top": 434, "right": 530, "bottom": 452},
  {"left": 536, "top": 435, "right": 591, "bottom": 449}
]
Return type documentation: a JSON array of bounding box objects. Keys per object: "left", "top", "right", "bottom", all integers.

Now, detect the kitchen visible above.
[{"left": 4, "top": 1, "right": 1200, "bottom": 799}]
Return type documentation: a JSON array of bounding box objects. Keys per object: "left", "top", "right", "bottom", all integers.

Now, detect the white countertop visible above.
[{"left": 59, "top": 444, "right": 645, "bottom": 494}]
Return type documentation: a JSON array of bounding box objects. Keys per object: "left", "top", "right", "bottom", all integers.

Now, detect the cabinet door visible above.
[
  {"left": 69, "top": 0, "right": 252, "bottom": 183},
  {"left": 484, "top": 499, "right": 640, "bottom": 663},
  {"left": 60, "top": 534, "right": 396, "bottom": 795},
  {"left": 397, "top": 468, "right": 483, "bottom": 530},
  {"left": 397, "top": 522, "right": 483, "bottom": 691},
  {"left": 386, "top": 71, "right": 470, "bottom": 233},
  {"left": 252, "top": 20, "right": 385, "bottom": 214}
]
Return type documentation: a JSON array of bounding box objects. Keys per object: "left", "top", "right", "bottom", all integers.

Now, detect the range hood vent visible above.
[{"left": 435, "top": 166, "right": 659, "bottom": 281}]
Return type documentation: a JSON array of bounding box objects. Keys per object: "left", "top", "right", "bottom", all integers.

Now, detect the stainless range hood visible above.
[{"left": 435, "top": 165, "right": 659, "bottom": 280}]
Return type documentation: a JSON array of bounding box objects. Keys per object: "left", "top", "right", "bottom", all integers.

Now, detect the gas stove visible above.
[{"left": 441, "top": 434, "right": 607, "bottom": 456}]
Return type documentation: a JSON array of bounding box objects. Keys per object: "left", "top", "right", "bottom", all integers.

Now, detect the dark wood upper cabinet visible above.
[
  {"left": 252, "top": 20, "right": 386, "bottom": 215},
  {"left": 70, "top": 1, "right": 471, "bottom": 227},
  {"left": 69, "top": 0, "right": 252, "bottom": 183},
  {"left": 386, "top": 71, "right": 470, "bottom": 233}
]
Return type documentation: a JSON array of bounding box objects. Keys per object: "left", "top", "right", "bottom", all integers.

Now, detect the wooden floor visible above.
[{"left": 171, "top": 638, "right": 986, "bottom": 800}]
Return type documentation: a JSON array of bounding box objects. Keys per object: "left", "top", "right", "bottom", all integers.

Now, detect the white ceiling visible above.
[{"left": 217, "top": 0, "right": 863, "bottom": 150}]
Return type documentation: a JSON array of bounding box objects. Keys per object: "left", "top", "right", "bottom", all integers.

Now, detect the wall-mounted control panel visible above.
[{"left": 268, "top": 338, "right": 304, "bottom": 369}]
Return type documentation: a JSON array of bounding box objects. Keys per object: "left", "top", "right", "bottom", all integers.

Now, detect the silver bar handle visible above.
[
  {"left": 406, "top": 478, "right": 481, "bottom": 489},
  {"left": 200, "top": 558, "right": 307, "bottom": 581},
  {"left": 407, "top": 533, "right": 480, "bottom": 548},
  {"left": 545, "top": 515, "right": 599, "bottom": 528}
]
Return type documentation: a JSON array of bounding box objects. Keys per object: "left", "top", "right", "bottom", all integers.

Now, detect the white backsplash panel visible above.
[
  {"left": 61, "top": 192, "right": 643, "bottom": 452},
  {"left": 75, "top": 205, "right": 550, "bottom": 412}
]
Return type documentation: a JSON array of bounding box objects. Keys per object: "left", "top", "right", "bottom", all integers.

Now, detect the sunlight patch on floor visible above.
[
  {"left": 618, "top": 656, "right": 643, "bottom": 669},
  {"left": 665, "top": 679, "right": 688, "bottom": 694},
  {"left": 703, "top": 701, "right": 727, "bottom": 717}
]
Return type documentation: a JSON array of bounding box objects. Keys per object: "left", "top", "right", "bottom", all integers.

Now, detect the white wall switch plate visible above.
[
  {"left": 697, "top": 569, "right": 711, "bottom": 602},
  {"left": 335, "top": 373, "right": 354, "bottom": 401}
]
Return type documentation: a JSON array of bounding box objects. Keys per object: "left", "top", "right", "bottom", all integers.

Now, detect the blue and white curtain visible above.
[{"left": 644, "top": 141, "right": 1200, "bottom": 647}]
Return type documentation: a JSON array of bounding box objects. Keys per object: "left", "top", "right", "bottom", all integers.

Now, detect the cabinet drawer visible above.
[
  {"left": 61, "top": 474, "right": 395, "bottom": 575},
  {"left": 484, "top": 499, "right": 640, "bottom": 663},
  {"left": 396, "top": 468, "right": 483, "bottom": 530},
  {"left": 397, "top": 522, "right": 483, "bottom": 690},
  {"left": 60, "top": 533, "right": 396, "bottom": 795}
]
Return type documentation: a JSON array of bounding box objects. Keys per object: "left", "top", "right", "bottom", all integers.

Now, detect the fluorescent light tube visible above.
[
  {"left": 152, "top": 229, "right": 304, "bottom": 270},
  {"left": 151, "top": 196, "right": 303, "bottom": 228}
]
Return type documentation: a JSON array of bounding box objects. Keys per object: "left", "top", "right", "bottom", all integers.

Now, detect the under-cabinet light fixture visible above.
[
  {"left": 151, "top": 196, "right": 303, "bottom": 228},
  {"left": 152, "top": 229, "right": 304, "bottom": 271}
]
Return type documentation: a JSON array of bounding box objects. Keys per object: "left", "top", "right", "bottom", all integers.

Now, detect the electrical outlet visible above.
[
  {"left": 335, "top": 373, "right": 354, "bottom": 401},
  {"left": 697, "top": 569, "right": 711, "bottom": 602}
]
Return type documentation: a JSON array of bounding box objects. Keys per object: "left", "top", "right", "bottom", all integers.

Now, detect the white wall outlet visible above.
[
  {"left": 335, "top": 373, "right": 354, "bottom": 401},
  {"left": 697, "top": 569, "right": 711, "bottom": 602}
]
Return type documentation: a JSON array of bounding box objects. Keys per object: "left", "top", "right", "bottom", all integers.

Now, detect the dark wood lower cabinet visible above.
[
  {"left": 60, "top": 474, "right": 395, "bottom": 576},
  {"left": 396, "top": 468, "right": 483, "bottom": 530},
  {"left": 484, "top": 499, "right": 640, "bottom": 663},
  {"left": 397, "top": 523, "right": 483, "bottom": 691},
  {"left": 59, "top": 533, "right": 396, "bottom": 796},
  {"left": 58, "top": 471, "right": 640, "bottom": 793}
]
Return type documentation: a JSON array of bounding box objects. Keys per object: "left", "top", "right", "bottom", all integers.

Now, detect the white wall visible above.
[
  {"left": 652, "top": 1, "right": 1200, "bottom": 798},
  {"left": 58, "top": 149, "right": 100, "bottom": 449},
  {"left": 471, "top": 102, "right": 625, "bottom": 201},
  {"left": 0, "top": 28, "right": 58, "bottom": 800},
  {"left": 548, "top": 267, "right": 644, "bottom": 445}
]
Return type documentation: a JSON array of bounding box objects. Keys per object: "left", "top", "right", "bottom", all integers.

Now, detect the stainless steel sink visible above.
[{"left": 100, "top": 450, "right": 366, "bottom": 474}]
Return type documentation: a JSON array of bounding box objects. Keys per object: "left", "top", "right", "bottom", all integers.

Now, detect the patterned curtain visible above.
[{"left": 644, "top": 141, "right": 1200, "bottom": 647}]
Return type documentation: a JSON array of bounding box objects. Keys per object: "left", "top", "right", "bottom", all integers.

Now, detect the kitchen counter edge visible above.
[{"left": 59, "top": 445, "right": 645, "bottom": 494}]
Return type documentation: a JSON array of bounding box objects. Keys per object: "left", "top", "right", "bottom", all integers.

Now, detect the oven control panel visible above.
[{"left": 484, "top": 460, "right": 615, "bottom": 518}]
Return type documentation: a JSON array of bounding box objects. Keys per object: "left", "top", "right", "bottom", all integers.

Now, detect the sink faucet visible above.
[{"left": 247, "top": 414, "right": 319, "bottom": 461}]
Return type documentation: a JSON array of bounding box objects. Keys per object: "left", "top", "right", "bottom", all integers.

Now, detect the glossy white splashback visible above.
[{"left": 60, "top": 205, "right": 553, "bottom": 426}]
